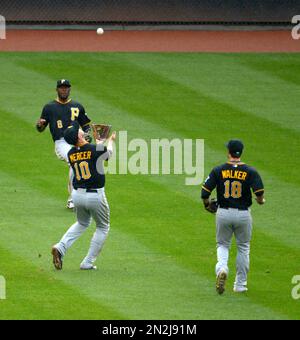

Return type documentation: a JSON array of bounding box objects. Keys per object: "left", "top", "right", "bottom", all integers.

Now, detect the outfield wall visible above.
[{"left": 0, "top": 0, "right": 297, "bottom": 25}]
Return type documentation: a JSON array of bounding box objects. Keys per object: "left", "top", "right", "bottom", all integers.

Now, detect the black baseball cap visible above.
[
  {"left": 64, "top": 121, "right": 79, "bottom": 145},
  {"left": 57, "top": 79, "right": 71, "bottom": 88},
  {"left": 226, "top": 139, "right": 244, "bottom": 158}
]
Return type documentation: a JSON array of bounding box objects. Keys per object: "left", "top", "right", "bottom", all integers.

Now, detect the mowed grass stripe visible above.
[
  {"left": 115, "top": 53, "right": 300, "bottom": 133},
  {"left": 0, "top": 246, "right": 124, "bottom": 320},
  {"left": 0, "top": 172, "right": 288, "bottom": 320},
  {"left": 237, "top": 53, "right": 300, "bottom": 87},
  {"left": 2, "top": 52, "right": 300, "bottom": 132}
]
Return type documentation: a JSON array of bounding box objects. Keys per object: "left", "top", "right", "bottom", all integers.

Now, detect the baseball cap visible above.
[
  {"left": 57, "top": 79, "right": 71, "bottom": 88},
  {"left": 226, "top": 139, "right": 244, "bottom": 158},
  {"left": 64, "top": 121, "right": 79, "bottom": 145}
]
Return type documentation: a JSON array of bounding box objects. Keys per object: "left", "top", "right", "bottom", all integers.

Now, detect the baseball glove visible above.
[
  {"left": 92, "top": 124, "right": 112, "bottom": 142},
  {"left": 205, "top": 198, "right": 218, "bottom": 214}
]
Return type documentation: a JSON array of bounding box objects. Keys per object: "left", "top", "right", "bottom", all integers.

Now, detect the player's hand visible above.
[
  {"left": 109, "top": 131, "right": 117, "bottom": 141},
  {"left": 36, "top": 118, "right": 47, "bottom": 132},
  {"left": 255, "top": 196, "right": 266, "bottom": 205},
  {"left": 36, "top": 118, "right": 47, "bottom": 127}
]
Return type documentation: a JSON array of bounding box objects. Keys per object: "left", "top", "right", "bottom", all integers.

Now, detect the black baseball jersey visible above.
[
  {"left": 68, "top": 143, "right": 108, "bottom": 190},
  {"left": 40, "top": 99, "right": 91, "bottom": 142},
  {"left": 201, "top": 162, "right": 264, "bottom": 209}
]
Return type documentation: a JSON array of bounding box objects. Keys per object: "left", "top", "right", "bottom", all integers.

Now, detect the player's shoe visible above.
[
  {"left": 66, "top": 198, "right": 74, "bottom": 209},
  {"left": 233, "top": 285, "right": 248, "bottom": 293},
  {"left": 80, "top": 263, "right": 97, "bottom": 270},
  {"left": 216, "top": 270, "right": 227, "bottom": 295},
  {"left": 51, "top": 246, "right": 63, "bottom": 270}
]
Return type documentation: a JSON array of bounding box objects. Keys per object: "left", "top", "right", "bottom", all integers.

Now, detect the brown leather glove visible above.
[{"left": 204, "top": 198, "right": 218, "bottom": 214}]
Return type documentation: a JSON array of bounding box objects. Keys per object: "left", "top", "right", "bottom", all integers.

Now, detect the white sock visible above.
[{"left": 216, "top": 245, "right": 229, "bottom": 276}]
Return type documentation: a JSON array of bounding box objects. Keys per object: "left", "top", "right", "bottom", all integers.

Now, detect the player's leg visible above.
[
  {"left": 80, "top": 189, "right": 110, "bottom": 270},
  {"left": 233, "top": 210, "right": 252, "bottom": 292},
  {"left": 215, "top": 208, "right": 234, "bottom": 294},
  {"left": 54, "top": 138, "right": 74, "bottom": 209},
  {"left": 216, "top": 208, "right": 234, "bottom": 276},
  {"left": 54, "top": 138, "right": 72, "bottom": 163},
  {"left": 52, "top": 190, "right": 92, "bottom": 269}
]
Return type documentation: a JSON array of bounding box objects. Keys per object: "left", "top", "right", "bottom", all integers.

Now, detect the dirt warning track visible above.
[{"left": 0, "top": 30, "right": 299, "bottom": 52}]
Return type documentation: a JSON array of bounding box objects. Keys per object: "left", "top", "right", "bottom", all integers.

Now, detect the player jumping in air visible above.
[
  {"left": 36, "top": 79, "right": 92, "bottom": 209},
  {"left": 201, "top": 140, "right": 265, "bottom": 294}
]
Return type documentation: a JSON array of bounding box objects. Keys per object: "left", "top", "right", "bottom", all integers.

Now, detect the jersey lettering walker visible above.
[
  {"left": 41, "top": 99, "right": 91, "bottom": 141},
  {"left": 201, "top": 162, "right": 264, "bottom": 210},
  {"left": 68, "top": 144, "right": 108, "bottom": 190}
]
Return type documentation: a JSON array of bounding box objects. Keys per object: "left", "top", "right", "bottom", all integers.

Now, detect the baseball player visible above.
[
  {"left": 36, "top": 79, "right": 92, "bottom": 209},
  {"left": 201, "top": 140, "right": 265, "bottom": 294},
  {"left": 51, "top": 121, "right": 116, "bottom": 270}
]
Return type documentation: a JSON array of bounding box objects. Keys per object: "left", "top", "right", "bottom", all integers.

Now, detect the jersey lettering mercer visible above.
[
  {"left": 41, "top": 99, "right": 91, "bottom": 141},
  {"left": 68, "top": 143, "right": 109, "bottom": 190},
  {"left": 202, "top": 162, "right": 264, "bottom": 209}
]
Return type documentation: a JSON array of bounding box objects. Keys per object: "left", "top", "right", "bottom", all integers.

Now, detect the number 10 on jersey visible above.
[{"left": 74, "top": 161, "right": 91, "bottom": 180}]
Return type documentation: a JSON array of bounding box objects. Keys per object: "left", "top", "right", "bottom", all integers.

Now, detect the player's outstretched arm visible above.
[
  {"left": 96, "top": 131, "right": 116, "bottom": 160},
  {"left": 106, "top": 132, "right": 116, "bottom": 160}
]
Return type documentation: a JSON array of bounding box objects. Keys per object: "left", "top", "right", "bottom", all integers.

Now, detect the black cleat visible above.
[
  {"left": 216, "top": 270, "right": 227, "bottom": 295},
  {"left": 51, "top": 247, "right": 63, "bottom": 270}
]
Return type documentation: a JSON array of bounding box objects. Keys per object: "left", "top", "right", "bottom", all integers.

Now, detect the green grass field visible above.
[{"left": 0, "top": 52, "right": 299, "bottom": 320}]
